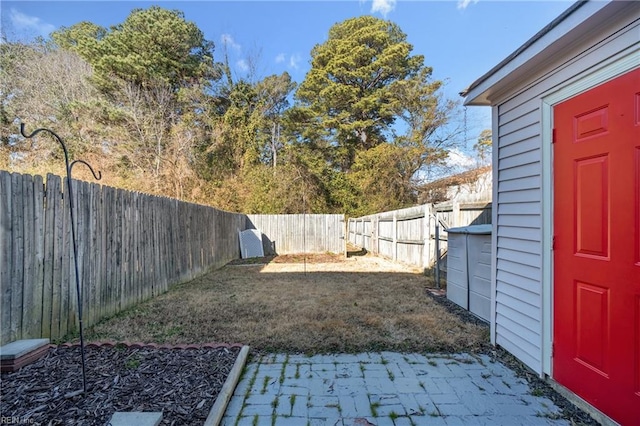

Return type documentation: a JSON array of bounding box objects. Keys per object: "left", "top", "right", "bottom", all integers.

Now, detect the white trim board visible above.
[
  {"left": 540, "top": 48, "right": 640, "bottom": 377},
  {"left": 490, "top": 105, "right": 499, "bottom": 346}
]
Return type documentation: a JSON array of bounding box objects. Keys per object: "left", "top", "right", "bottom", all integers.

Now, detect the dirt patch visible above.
[
  {"left": 0, "top": 345, "right": 240, "bottom": 425},
  {"left": 86, "top": 255, "right": 487, "bottom": 354},
  {"left": 229, "top": 252, "right": 347, "bottom": 265}
]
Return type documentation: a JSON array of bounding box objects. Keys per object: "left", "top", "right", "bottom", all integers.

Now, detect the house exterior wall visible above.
[
  {"left": 418, "top": 167, "right": 492, "bottom": 205},
  {"left": 491, "top": 12, "right": 639, "bottom": 374},
  {"left": 444, "top": 170, "right": 492, "bottom": 204}
]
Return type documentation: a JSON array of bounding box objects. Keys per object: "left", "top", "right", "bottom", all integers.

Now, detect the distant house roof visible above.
[
  {"left": 423, "top": 166, "right": 491, "bottom": 188},
  {"left": 418, "top": 166, "right": 491, "bottom": 204},
  {"left": 461, "top": 0, "right": 625, "bottom": 106}
]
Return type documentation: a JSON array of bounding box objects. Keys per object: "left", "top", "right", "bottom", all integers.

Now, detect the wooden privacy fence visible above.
[
  {"left": 347, "top": 201, "right": 492, "bottom": 270},
  {"left": 246, "top": 214, "right": 344, "bottom": 254},
  {"left": 0, "top": 171, "right": 245, "bottom": 345}
]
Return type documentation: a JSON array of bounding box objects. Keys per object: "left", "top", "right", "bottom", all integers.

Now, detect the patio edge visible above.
[{"left": 204, "top": 345, "right": 250, "bottom": 426}]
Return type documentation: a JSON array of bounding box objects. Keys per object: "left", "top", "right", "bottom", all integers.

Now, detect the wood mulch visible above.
[{"left": 0, "top": 343, "right": 241, "bottom": 425}]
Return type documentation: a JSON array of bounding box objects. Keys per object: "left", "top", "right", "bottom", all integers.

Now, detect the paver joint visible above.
[{"left": 221, "top": 352, "right": 571, "bottom": 426}]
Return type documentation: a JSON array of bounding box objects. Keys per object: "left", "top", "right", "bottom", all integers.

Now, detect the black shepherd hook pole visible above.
[{"left": 20, "top": 123, "right": 101, "bottom": 395}]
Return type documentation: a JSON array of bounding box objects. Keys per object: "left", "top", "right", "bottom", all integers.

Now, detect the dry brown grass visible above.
[{"left": 86, "top": 255, "right": 488, "bottom": 354}]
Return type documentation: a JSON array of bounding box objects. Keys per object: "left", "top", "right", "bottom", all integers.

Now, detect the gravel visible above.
[{"left": 0, "top": 344, "right": 241, "bottom": 425}]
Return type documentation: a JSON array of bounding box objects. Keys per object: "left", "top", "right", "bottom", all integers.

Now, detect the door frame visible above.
[{"left": 540, "top": 49, "right": 639, "bottom": 377}]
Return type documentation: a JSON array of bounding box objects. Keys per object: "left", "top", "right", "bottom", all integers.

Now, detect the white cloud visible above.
[
  {"left": 220, "top": 33, "right": 241, "bottom": 51},
  {"left": 289, "top": 54, "right": 301, "bottom": 70},
  {"left": 275, "top": 53, "right": 286, "bottom": 64},
  {"left": 370, "top": 0, "right": 396, "bottom": 17},
  {"left": 446, "top": 148, "right": 476, "bottom": 169},
  {"left": 9, "top": 8, "right": 55, "bottom": 37},
  {"left": 457, "top": 0, "right": 479, "bottom": 10},
  {"left": 236, "top": 59, "right": 249, "bottom": 72}
]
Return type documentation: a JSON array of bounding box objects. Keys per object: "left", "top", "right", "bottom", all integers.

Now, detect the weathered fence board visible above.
[
  {"left": 62, "top": 178, "right": 73, "bottom": 336},
  {"left": 1, "top": 170, "right": 347, "bottom": 345},
  {"left": 0, "top": 171, "right": 247, "bottom": 345},
  {"left": 10, "top": 173, "right": 24, "bottom": 342},
  {"left": 0, "top": 172, "right": 12, "bottom": 344},
  {"left": 246, "top": 214, "right": 345, "bottom": 254},
  {"left": 50, "top": 174, "right": 63, "bottom": 340},
  {"left": 348, "top": 201, "right": 492, "bottom": 270},
  {"left": 32, "top": 175, "right": 45, "bottom": 338},
  {"left": 22, "top": 175, "right": 36, "bottom": 338}
]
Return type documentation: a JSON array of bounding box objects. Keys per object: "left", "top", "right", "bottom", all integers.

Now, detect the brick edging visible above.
[{"left": 51, "top": 341, "right": 245, "bottom": 350}]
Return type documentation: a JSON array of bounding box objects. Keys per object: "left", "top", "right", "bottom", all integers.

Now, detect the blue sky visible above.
[{"left": 2, "top": 0, "right": 573, "bottom": 161}]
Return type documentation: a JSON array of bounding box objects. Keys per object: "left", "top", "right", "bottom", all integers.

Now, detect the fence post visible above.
[
  {"left": 343, "top": 218, "right": 347, "bottom": 258},
  {"left": 350, "top": 218, "right": 354, "bottom": 246},
  {"left": 453, "top": 201, "right": 461, "bottom": 227},
  {"left": 392, "top": 211, "right": 397, "bottom": 262},
  {"left": 351, "top": 218, "right": 355, "bottom": 245},
  {"left": 423, "top": 204, "right": 431, "bottom": 270},
  {"left": 377, "top": 215, "right": 380, "bottom": 255},
  {"left": 355, "top": 219, "right": 358, "bottom": 247},
  {"left": 373, "top": 216, "right": 378, "bottom": 255},
  {"left": 435, "top": 221, "right": 441, "bottom": 289}
]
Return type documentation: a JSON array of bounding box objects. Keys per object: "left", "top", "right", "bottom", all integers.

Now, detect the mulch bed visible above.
[{"left": 0, "top": 343, "right": 241, "bottom": 425}]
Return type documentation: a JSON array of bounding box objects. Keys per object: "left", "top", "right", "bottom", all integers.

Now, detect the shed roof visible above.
[{"left": 461, "top": 0, "right": 630, "bottom": 106}]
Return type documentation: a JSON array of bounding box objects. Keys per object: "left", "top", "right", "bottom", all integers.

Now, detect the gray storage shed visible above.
[{"left": 446, "top": 225, "right": 492, "bottom": 322}]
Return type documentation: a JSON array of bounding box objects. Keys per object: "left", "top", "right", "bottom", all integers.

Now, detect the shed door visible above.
[{"left": 553, "top": 67, "right": 640, "bottom": 425}]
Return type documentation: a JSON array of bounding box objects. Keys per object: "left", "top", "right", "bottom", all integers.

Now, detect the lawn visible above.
[{"left": 86, "top": 254, "right": 489, "bottom": 354}]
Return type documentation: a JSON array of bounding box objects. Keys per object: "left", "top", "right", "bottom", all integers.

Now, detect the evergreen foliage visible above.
[{"left": 2, "top": 7, "right": 472, "bottom": 215}]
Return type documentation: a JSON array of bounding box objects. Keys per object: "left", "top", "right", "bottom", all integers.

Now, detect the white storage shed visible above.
[{"left": 461, "top": 1, "right": 639, "bottom": 424}]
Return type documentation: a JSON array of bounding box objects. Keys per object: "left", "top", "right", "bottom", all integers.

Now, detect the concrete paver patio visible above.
[{"left": 222, "top": 352, "right": 569, "bottom": 426}]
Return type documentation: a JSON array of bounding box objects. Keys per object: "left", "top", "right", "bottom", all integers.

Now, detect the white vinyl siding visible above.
[
  {"left": 496, "top": 317, "right": 540, "bottom": 369},
  {"left": 491, "top": 12, "right": 639, "bottom": 374},
  {"left": 498, "top": 215, "right": 541, "bottom": 228},
  {"left": 497, "top": 248, "right": 540, "bottom": 268}
]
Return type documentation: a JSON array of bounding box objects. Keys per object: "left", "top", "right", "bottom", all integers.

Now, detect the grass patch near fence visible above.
[{"left": 85, "top": 255, "right": 488, "bottom": 354}]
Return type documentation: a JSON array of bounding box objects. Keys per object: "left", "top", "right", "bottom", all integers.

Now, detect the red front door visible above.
[{"left": 553, "top": 67, "right": 640, "bottom": 425}]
